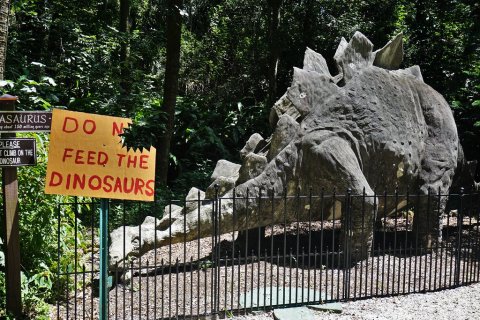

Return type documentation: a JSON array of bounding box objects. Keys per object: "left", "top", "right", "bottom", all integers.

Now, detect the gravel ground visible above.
[
  {"left": 56, "top": 240, "right": 480, "bottom": 319},
  {"left": 55, "top": 217, "right": 480, "bottom": 319},
  {"left": 233, "top": 282, "right": 480, "bottom": 319}
]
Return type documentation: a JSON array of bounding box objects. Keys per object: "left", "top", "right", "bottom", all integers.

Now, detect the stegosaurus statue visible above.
[{"left": 110, "top": 32, "right": 476, "bottom": 269}]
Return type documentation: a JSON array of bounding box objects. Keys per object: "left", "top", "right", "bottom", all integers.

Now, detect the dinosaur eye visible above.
[{"left": 299, "top": 92, "right": 307, "bottom": 99}]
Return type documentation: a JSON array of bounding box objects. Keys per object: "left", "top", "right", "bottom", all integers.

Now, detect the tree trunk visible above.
[
  {"left": 119, "top": 0, "right": 132, "bottom": 115},
  {"left": 267, "top": 0, "right": 282, "bottom": 108},
  {"left": 302, "top": 0, "right": 314, "bottom": 49},
  {"left": 0, "top": 0, "right": 10, "bottom": 80},
  {"left": 156, "top": 0, "right": 183, "bottom": 186}
]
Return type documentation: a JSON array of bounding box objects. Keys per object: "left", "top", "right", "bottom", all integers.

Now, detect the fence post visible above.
[
  {"left": 343, "top": 188, "right": 352, "bottom": 300},
  {"left": 212, "top": 184, "right": 219, "bottom": 314},
  {"left": 454, "top": 188, "right": 464, "bottom": 287},
  {"left": 99, "top": 198, "right": 109, "bottom": 320}
]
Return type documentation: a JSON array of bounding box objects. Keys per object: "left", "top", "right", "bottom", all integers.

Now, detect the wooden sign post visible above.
[{"left": 0, "top": 94, "right": 22, "bottom": 318}]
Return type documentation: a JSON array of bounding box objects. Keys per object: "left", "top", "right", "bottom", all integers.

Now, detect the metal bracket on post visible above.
[{"left": 99, "top": 198, "right": 109, "bottom": 320}]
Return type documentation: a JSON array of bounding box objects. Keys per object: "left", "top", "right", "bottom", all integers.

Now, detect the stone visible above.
[
  {"left": 158, "top": 205, "right": 183, "bottom": 229},
  {"left": 239, "top": 287, "right": 328, "bottom": 308},
  {"left": 210, "top": 159, "right": 240, "bottom": 182},
  {"left": 273, "top": 307, "right": 317, "bottom": 320},
  {"left": 286, "top": 68, "right": 339, "bottom": 119},
  {"left": 109, "top": 215, "right": 161, "bottom": 270},
  {"left": 163, "top": 204, "right": 182, "bottom": 217},
  {"left": 393, "top": 65, "right": 423, "bottom": 82},
  {"left": 333, "top": 37, "right": 348, "bottom": 77},
  {"left": 308, "top": 302, "right": 343, "bottom": 313}
]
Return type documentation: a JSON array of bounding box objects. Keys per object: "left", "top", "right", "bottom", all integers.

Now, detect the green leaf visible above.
[
  {"left": 451, "top": 100, "right": 462, "bottom": 109},
  {"left": 0, "top": 80, "right": 14, "bottom": 88},
  {"left": 0, "top": 238, "right": 4, "bottom": 267},
  {"left": 42, "top": 77, "right": 57, "bottom": 87},
  {"left": 30, "top": 62, "right": 46, "bottom": 68}
]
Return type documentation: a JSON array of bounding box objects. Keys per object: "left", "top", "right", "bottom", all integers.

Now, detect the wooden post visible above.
[{"left": 0, "top": 94, "right": 22, "bottom": 318}]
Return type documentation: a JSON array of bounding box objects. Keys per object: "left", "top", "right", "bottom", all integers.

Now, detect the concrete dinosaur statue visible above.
[{"left": 110, "top": 32, "right": 476, "bottom": 269}]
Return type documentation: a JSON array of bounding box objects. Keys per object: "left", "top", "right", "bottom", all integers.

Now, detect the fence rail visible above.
[{"left": 54, "top": 189, "right": 480, "bottom": 319}]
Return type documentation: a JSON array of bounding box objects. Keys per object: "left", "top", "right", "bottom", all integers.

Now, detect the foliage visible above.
[
  {"left": 0, "top": 67, "right": 59, "bottom": 109},
  {"left": 0, "top": 132, "right": 89, "bottom": 318},
  {"left": 0, "top": 262, "right": 51, "bottom": 319},
  {"left": 453, "top": 61, "right": 480, "bottom": 166},
  {"left": 394, "top": 0, "right": 480, "bottom": 163}
]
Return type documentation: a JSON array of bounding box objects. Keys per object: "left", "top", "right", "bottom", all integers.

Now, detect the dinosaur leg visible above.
[
  {"left": 413, "top": 147, "right": 457, "bottom": 249},
  {"left": 412, "top": 186, "right": 448, "bottom": 250},
  {"left": 301, "top": 133, "right": 377, "bottom": 263}
]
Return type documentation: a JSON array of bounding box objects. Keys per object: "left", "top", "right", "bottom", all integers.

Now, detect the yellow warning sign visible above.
[{"left": 45, "top": 109, "right": 156, "bottom": 201}]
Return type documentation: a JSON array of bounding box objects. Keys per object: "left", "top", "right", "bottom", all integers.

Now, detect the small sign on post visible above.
[
  {"left": 0, "top": 111, "right": 52, "bottom": 132},
  {"left": 0, "top": 138, "right": 37, "bottom": 167}
]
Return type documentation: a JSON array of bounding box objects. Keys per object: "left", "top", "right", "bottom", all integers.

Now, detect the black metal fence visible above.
[{"left": 54, "top": 189, "right": 480, "bottom": 319}]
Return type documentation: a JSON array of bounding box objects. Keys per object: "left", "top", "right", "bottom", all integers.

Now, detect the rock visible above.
[
  {"left": 210, "top": 159, "right": 240, "bottom": 182},
  {"left": 286, "top": 68, "right": 339, "bottom": 119},
  {"left": 273, "top": 307, "right": 317, "bottom": 320},
  {"left": 240, "top": 287, "right": 328, "bottom": 308},
  {"left": 109, "top": 215, "right": 161, "bottom": 269},
  {"left": 240, "top": 133, "right": 266, "bottom": 160},
  {"left": 333, "top": 37, "right": 348, "bottom": 77},
  {"left": 237, "top": 153, "right": 268, "bottom": 185},
  {"left": 308, "top": 302, "right": 343, "bottom": 313}
]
